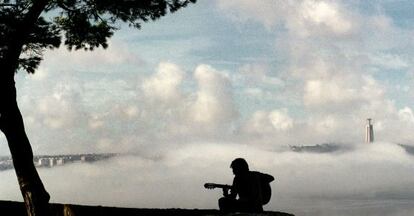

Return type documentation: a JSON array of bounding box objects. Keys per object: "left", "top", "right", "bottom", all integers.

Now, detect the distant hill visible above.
[
  {"left": 0, "top": 200, "right": 294, "bottom": 216},
  {"left": 290, "top": 143, "right": 414, "bottom": 155},
  {"left": 289, "top": 143, "right": 344, "bottom": 153},
  {"left": 399, "top": 144, "right": 414, "bottom": 155}
]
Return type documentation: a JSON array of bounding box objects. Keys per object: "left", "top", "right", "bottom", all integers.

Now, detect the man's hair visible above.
[{"left": 230, "top": 158, "right": 249, "bottom": 172}]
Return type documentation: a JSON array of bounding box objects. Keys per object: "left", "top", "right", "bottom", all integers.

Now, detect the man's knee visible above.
[
  {"left": 218, "top": 197, "right": 233, "bottom": 212},
  {"left": 218, "top": 197, "right": 227, "bottom": 209}
]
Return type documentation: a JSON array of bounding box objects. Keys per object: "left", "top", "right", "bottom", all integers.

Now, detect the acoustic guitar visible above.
[{"left": 204, "top": 182, "right": 271, "bottom": 205}]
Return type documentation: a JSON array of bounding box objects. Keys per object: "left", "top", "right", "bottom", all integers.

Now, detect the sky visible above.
[{"left": 2, "top": 0, "right": 414, "bottom": 215}]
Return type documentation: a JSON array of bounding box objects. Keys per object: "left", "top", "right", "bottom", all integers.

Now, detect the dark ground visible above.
[{"left": 0, "top": 200, "right": 294, "bottom": 216}]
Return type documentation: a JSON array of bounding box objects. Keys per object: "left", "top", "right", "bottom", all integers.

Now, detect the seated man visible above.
[{"left": 219, "top": 158, "right": 274, "bottom": 213}]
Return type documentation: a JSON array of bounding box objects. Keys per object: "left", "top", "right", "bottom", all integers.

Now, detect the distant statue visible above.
[{"left": 204, "top": 158, "right": 274, "bottom": 213}]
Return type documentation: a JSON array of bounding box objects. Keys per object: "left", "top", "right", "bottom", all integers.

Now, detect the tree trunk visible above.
[
  {"left": 0, "top": 76, "right": 51, "bottom": 216},
  {"left": 0, "top": 0, "right": 52, "bottom": 215}
]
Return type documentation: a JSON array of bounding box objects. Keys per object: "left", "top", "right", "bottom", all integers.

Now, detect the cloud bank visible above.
[{"left": 1, "top": 142, "right": 414, "bottom": 216}]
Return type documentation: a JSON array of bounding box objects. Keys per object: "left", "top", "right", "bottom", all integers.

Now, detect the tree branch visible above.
[
  {"left": 56, "top": 0, "right": 75, "bottom": 12},
  {"left": 0, "top": 3, "right": 18, "bottom": 7},
  {"left": 2, "top": 0, "right": 50, "bottom": 78}
]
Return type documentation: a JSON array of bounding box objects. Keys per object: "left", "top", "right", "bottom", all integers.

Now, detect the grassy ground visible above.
[{"left": 0, "top": 200, "right": 294, "bottom": 216}]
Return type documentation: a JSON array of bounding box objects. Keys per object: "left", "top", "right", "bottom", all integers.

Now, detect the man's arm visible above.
[{"left": 223, "top": 178, "right": 237, "bottom": 199}]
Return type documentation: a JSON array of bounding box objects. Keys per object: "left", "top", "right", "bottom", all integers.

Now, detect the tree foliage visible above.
[{"left": 0, "top": 0, "right": 196, "bottom": 74}]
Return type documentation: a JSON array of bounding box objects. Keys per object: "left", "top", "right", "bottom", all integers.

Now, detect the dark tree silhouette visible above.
[{"left": 0, "top": 0, "right": 196, "bottom": 215}]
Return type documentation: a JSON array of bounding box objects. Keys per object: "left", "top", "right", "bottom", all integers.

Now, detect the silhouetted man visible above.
[{"left": 219, "top": 158, "right": 274, "bottom": 213}]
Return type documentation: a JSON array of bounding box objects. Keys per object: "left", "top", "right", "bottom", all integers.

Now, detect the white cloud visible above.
[
  {"left": 215, "top": 0, "right": 286, "bottom": 29},
  {"left": 244, "top": 111, "right": 273, "bottom": 134},
  {"left": 399, "top": 107, "right": 414, "bottom": 123},
  {"left": 215, "top": 1, "right": 412, "bottom": 147},
  {"left": 304, "top": 78, "right": 358, "bottom": 107},
  {"left": 16, "top": 57, "right": 405, "bottom": 152},
  {"left": 216, "top": 0, "right": 355, "bottom": 37},
  {"left": 269, "top": 109, "right": 294, "bottom": 131},
  {"left": 238, "top": 63, "right": 285, "bottom": 87},
  {"left": 369, "top": 15, "right": 394, "bottom": 32},
  {"left": 142, "top": 62, "right": 184, "bottom": 103},
  {"left": 244, "top": 109, "right": 293, "bottom": 134},
  {"left": 244, "top": 88, "right": 264, "bottom": 98},
  {"left": 314, "top": 115, "right": 337, "bottom": 134},
  {"left": 28, "top": 66, "right": 49, "bottom": 81},
  {"left": 14, "top": 62, "right": 246, "bottom": 154},
  {"left": 298, "top": 0, "right": 353, "bottom": 36},
  {"left": 40, "top": 40, "right": 144, "bottom": 72},
  {"left": 301, "top": 69, "right": 384, "bottom": 109},
  {"left": 88, "top": 115, "right": 105, "bottom": 130},
  {"left": 302, "top": 73, "right": 386, "bottom": 108},
  {"left": 22, "top": 82, "right": 85, "bottom": 130},
  {"left": 123, "top": 105, "right": 140, "bottom": 118},
  {"left": 190, "top": 65, "right": 238, "bottom": 127},
  {"left": 369, "top": 53, "right": 410, "bottom": 70}
]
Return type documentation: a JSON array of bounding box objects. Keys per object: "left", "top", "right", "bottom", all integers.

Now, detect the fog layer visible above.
[{"left": 1, "top": 142, "right": 414, "bottom": 216}]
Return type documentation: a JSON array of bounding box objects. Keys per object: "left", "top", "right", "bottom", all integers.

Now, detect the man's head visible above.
[{"left": 230, "top": 158, "right": 249, "bottom": 175}]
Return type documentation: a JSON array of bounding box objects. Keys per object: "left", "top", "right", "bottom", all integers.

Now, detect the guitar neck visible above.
[
  {"left": 213, "top": 184, "right": 232, "bottom": 189},
  {"left": 204, "top": 183, "right": 232, "bottom": 190}
]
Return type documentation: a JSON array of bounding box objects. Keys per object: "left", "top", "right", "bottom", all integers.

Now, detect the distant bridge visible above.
[{"left": 0, "top": 153, "right": 118, "bottom": 171}]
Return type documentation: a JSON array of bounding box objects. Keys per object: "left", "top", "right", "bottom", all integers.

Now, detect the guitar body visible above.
[{"left": 261, "top": 180, "right": 271, "bottom": 205}]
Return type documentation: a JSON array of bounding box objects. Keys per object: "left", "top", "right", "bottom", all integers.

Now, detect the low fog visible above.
[{"left": 1, "top": 142, "right": 414, "bottom": 216}]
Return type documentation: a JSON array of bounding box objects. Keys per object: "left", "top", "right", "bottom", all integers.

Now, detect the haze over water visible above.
[{"left": 1, "top": 142, "right": 414, "bottom": 216}]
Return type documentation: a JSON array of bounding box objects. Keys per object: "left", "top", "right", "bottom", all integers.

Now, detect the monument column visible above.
[{"left": 365, "top": 118, "right": 374, "bottom": 143}]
